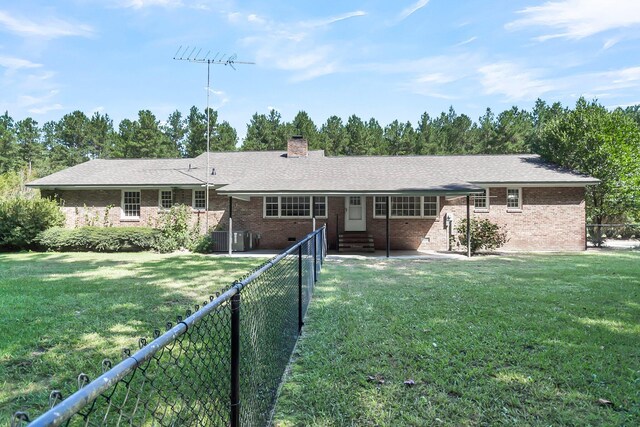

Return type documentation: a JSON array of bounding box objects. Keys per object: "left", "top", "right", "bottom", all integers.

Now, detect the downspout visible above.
[
  {"left": 386, "top": 196, "right": 390, "bottom": 258},
  {"left": 228, "top": 196, "right": 233, "bottom": 256},
  {"left": 312, "top": 196, "right": 316, "bottom": 232}
]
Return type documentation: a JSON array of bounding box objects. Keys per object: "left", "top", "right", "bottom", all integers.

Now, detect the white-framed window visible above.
[
  {"left": 314, "top": 197, "right": 327, "bottom": 217},
  {"left": 373, "top": 196, "right": 440, "bottom": 219},
  {"left": 122, "top": 190, "right": 141, "bottom": 219},
  {"left": 473, "top": 189, "right": 489, "bottom": 211},
  {"left": 159, "top": 189, "right": 173, "bottom": 209},
  {"left": 264, "top": 196, "right": 328, "bottom": 218},
  {"left": 193, "top": 189, "right": 206, "bottom": 210},
  {"left": 265, "top": 196, "right": 279, "bottom": 217},
  {"left": 391, "top": 196, "right": 421, "bottom": 217},
  {"left": 282, "top": 196, "right": 310, "bottom": 217},
  {"left": 507, "top": 188, "right": 522, "bottom": 210},
  {"left": 374, "top": 197, "right": 387, "bottom": 217},
  {"left": 423, "top": 196, "right": 438, "bottom": 217}
]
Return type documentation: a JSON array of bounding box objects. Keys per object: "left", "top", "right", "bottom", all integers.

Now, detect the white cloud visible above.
[
  {"left": 0, "top": 67, "right": 64, "bottom": 116},
  {"left": 397, "top": 0, "right": 431, "bottom": 22},
  {"left": 0, "top": 56, "right": 42, "bottom": 71},
  {"left": 227, "top": 12, "right": 242, "bottom": 23},
  {"left": 236, "top": 9, "right": 366, "bottom": 81},
  {"left": 207, "top": 88, "right": 229, "bottom": 109},
  {"left": 291, "top": 63, "right": 338, "bottom": 82},
  {"left": 117, "top": 0, "right": 184, "bottom": 8},
  {"left": 453, "top": 36, "right": 478, "bottom": 47},
  {"left": 506, "top": 0, "right": 640, "bottom": 40},
  {"left": 0, "top": 10, "right": 94, "bottom": 38},
  {"left": 305, "top": 11, "right": 367, "bottom": 28},
  {"left": 14, "top": 88, "right": 63, "bottom": 114},
  {"left": 607, "top": 101, "right": 640, "bottom": 109},
  {"left": 28, "top": 103, "right": 64, "bottom": 114},
  {"left": 362, "top": 53, "right": 481, "bottom": 99},
  {"left": 597, "top": 66, "right": 640, "bottom": 90},
  {"left": 247, "top": 14, "right": 266, "bottom": 25},
  {"left": 478, "top": 62, "right": 555, "bottom": 100},
  {"left": 603, "top": 38, "right": 620, "bottom": 50},
  {"left": 416, "top": 73, "right": 457, "bottom": 84}
]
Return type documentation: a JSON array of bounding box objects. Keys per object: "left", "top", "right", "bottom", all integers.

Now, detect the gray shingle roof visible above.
[
  {"left": 28, "top": 152, "right": 598, "bottom": 193},
  {"left": 28, "top": 158, "right": 202, "bottom": 187}
]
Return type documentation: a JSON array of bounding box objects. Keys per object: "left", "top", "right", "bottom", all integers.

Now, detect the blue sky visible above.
[{"left": 1, "top": 0, "right": 640, "bottom": 140}]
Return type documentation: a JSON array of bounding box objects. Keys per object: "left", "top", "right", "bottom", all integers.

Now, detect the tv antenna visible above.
[{"left": 173, "top": 46, "right": 254, "bottom": 233}]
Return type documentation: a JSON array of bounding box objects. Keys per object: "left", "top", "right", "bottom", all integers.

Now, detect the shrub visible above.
[
  {"left": 37, "top": 226, "right": 160, "bottom": 252},
  {"left": 153, "top": 204, "right": 199, "bottom": 253},
  {"left": 0, "top": 169, "right": 37, "bottom": 201},
  {"left": 191, "top": 233, "right": 216, "bottom": 253},
  {"left": 0, "top": 197, "right": 64, "bottom": 251},
  {"left": 456, "top": 218, "right": 508, "bottom": 254}
]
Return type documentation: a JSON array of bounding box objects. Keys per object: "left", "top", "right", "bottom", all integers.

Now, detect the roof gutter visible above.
[
  {"left": 26, "top": 184, "right": 218, "bottom": 190},
  {"left": 216, "top": 189, "right": 483, "bottom": 197},
  {"left": 470, "top": 180, "right": 600, "bottom": 187}
]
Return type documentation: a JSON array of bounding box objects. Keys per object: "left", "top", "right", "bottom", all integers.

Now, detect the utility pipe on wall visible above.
[{"left": 228, "top": 196, "right": 233, "bottom": 256}]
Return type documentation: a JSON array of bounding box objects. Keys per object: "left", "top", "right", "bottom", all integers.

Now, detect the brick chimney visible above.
[{"left": 287, "top": 136, "right": 308, "bottom": 158}]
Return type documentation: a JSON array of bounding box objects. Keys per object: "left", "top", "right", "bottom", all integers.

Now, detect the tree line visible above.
[
  {"left": 1, "top": 98, "right": 639, "bottom": 223},
  {"left": 0, "top": 106, "right": 238, "bottom": 176},
  {"left": 3, "top": 98, "right": 637, "bottom": 176}
]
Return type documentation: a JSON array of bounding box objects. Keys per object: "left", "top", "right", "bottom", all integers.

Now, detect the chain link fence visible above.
[{"left": 12, "top": 226, "right": 326, "bottom": 427}]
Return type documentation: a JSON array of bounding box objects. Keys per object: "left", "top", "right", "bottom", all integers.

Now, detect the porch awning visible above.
[{"left": 216, "top": 181, "right": 484, "bottom": 197}]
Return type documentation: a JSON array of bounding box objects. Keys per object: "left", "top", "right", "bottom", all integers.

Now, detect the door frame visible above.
[{"left": 344, "top": 195, "right": 367, "bottom": 231}]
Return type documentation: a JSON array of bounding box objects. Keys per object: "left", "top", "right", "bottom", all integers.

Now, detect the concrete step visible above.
[{"left": 338, "top": 233, "right": 375, "bottom": 252}]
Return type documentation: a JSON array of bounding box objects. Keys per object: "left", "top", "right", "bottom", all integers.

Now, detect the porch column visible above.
[
  {"left": 312, "top": 196, "right": 316, "bottom": 232},
  {"left": 228, "top": 196, "right": 233, "bottom": 256},
  {"left": 466, "top": 195, "right": 471, "bottom": 258},
  {"left": 386, "top": 196, "right": 390, "bottom": 258}
]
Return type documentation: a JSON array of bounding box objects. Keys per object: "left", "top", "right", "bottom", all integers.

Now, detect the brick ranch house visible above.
[{"left": 28, "top": 138, "right": 598, "bottom": 253}]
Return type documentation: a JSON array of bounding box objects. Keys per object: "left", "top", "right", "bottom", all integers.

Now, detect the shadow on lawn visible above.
[
  {"left": 274, "top": 254, "right": 640, "bottom": 425},
  {"left": 0, "top": 252, "right": 260, "bottom": 423}
]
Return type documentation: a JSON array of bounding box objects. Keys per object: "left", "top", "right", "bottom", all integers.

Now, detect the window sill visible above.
[
  {"left": 473, "top": 209, "right": 489, "bottom": 213},
  {"left": 121, "top": 218, "right": 140, "bottom": 222},
  {"left": 264, "top": 216, "right": 328, "bottom": 220},
  {"left": 373, "top": 216, "right": 439, "bottom": 220},
  {"left": 507, "top": 209, "right": 522, "bottom": 213}
]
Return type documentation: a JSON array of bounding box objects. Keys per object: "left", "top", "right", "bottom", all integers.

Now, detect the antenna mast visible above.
[{"left": 173, "top": 46, "right": 254, "bottom": 233}]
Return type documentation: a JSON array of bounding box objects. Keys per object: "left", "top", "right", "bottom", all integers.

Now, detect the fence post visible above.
[
  {"left": 298, "top": 245, "right": 303, "bottom": 332},
  {"left": 230, "top": 291, "right": 240, "bottom": 427},
  {"left": 466, "top": 195, "right": 471, "bottom": 258},
  {"left": 313, "top": 233, "right": 317, "bottom": 283},
  {"left": 321, "top": 227, "right": 325, "bottom": 266}
]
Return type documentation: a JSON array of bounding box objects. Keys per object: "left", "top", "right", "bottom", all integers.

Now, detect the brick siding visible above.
[{"left": 43, "top": 186, "right": 586, "bottom": 251}]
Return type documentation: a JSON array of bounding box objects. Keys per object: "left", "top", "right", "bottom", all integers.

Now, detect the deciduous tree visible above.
[{"left": 536, "top": 98, "right": 640, "bottom": 225}]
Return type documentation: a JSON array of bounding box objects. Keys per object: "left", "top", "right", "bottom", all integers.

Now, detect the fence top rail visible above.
[
  {"left": 235, "top": 226, "right": 326, "bottom": 292},
  {"left": 27, "top": 225, "right": 326, "bottom": 427},
  {"left": 28, "top": 284, "right": 240, "bottom": 427}
]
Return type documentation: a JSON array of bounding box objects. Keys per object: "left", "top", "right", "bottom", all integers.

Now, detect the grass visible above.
[
  {"left": 0, "top": 252, "right": 262, "bottom": 423},
  {"left": 274, "top": 251, "right": 640, "bottom": 426}
]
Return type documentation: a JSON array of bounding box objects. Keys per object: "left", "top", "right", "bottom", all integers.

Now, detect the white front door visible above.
[{"left": 345, "top": 196, "right": 366, "bottom": 231}]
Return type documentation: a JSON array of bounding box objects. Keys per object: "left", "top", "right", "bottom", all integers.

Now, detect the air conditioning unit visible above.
[{"left": 232, "top": 231, "right": 253, "bottom": 252}]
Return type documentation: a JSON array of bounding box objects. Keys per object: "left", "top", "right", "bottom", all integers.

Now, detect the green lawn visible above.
[
  {"left": 274, "top": 251, "right": 640, "bottom": 426},
  {"left": 0, "top": 252, "right": 262, "bottom": 422}
]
